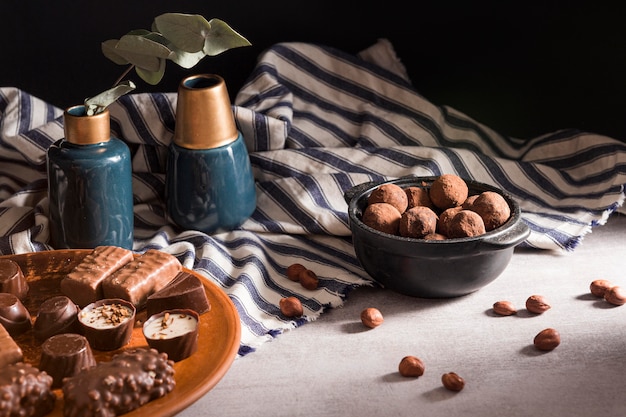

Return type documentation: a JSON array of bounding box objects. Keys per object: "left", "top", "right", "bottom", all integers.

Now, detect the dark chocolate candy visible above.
[
  {"left": 0, "top": 362, "right": 56, "bottom": 417},
  {"left": 33, "top": 295, "right": 79, "bottom": 342},
  {"left": 39, "top": 333, "right": 97, "bottom": 389},
  {"left": 143, "top": 309, "right": 199, "bottom": 362},
  {"left": 146, "top": 271, "right": 210, "bottom": 317},
  {"left": 0, "top": 322, "right": 23, "bottom": 367},
  {"left": 0, "top": 258, "right": 29, "bottom": 300},
  {"left": 78, "top": 298, "right": 136, "bottom": 351},
  {"left": 0, "top": 292, "right": 32, "bottom": 337}
]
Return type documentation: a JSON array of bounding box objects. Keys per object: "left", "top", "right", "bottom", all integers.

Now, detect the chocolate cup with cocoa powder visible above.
[{"left": 345, "top": 176, "right": 530, "bottom": 298}]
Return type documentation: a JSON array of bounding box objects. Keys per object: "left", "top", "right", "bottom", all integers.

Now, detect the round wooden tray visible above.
[{"left": 1, "top": 249, "right": 241, "bottom": 417}]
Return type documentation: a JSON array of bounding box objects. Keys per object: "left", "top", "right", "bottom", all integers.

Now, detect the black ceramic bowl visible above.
[{"left": 345, "top": 176, "right": 530, "bottom": 298}]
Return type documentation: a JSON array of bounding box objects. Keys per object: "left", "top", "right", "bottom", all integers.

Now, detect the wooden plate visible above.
[{"left": 1, "top": 249, "right": 241, "bottom": 417}]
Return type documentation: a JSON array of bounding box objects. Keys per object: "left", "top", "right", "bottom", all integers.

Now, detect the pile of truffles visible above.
[{"left": 361, "top": 174, "right": 511, "bottom": 239}]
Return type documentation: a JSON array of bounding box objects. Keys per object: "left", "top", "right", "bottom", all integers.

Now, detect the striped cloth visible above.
[{"left": 0, "top": 40, "right": 624, "bottom": 355}]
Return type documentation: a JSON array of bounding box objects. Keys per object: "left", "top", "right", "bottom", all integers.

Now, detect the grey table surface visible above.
[{"left": 180, "top": 213, "right": 626, "bottom": 417}]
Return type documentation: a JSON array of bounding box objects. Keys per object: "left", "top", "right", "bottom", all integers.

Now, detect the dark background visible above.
[{"left": 2, "top": 1, "right": 626, "bottom": 141}]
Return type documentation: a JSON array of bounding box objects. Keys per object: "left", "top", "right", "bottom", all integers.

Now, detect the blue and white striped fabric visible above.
[{"left": 0, "top": 40, "right": 624, "bottom": 355}]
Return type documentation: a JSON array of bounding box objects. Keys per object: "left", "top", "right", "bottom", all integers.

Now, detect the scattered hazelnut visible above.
[
  {"left": 590, "top": 279, "right": 613, "bottom": 298},
  {"left": 360, "top": 307, "right": 384, "bottom": 329},
  {"left": 604, "top": 286, "right": 626, "bottom": 306},
  {"left": 398, "top": 356, "right": 425, "bottom": 377},
  {"left": 441, "top": 372, "right": 465, "bottom": 391},
  {"left": 525, "top": 295, "right": 551, "bottom": 314},
  {"left": 279, "top": 297, "right": 303, "bottom": 317},
  {"left": 286, "top": 263, "right": 306, "bottom": 282},
  {"left": 492, "top": 300, "right": 517, "bottom": 316},
  {"left": 533, "top": 328, "right": 560, "bottom": 351},
  {"left": 299, "top": 269, "right": 319, "bottom": 290}
]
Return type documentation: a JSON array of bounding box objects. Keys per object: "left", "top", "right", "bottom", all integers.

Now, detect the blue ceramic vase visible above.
[
  {"left": 47, "top": 106, "right": 134, "bottom": 249},
  {"left": 166, "top": 74, "right": 256, "bottom": 233}
]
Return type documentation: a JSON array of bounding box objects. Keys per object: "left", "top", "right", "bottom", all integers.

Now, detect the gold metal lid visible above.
[
  {"left": 174, "top": 74, "right": 238, "bottom": 150},
  {"left": 63, "top": 105, "right": 111, "bottom": 145}
]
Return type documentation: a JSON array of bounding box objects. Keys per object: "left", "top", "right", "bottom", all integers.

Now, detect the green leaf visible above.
[
  {"left": 113, "top": 33, "right": 172, "bottom": 72},
  {"left": 203, "top": 18, "right": 251, "bottom": 56},
  {"left": 135, "top": 59, "right": 166, "bottom": 85},
  {"left": 168, "top": 47, "right": 206, "bottom": 69},
  {"left": 101, "top": 39, "right": 129, "bottom": 65},
  {"left": 154, "top": 13, "right": 210, "bottom": 53},
  {"left": 84, "top": 81, "right": 136, "bottom": 115}
]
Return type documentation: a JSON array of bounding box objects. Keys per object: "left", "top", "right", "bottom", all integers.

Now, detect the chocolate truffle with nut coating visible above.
[
  {"left": 471, "top": 191, "right": 511, "bottom": 231},
  {"left": 429, "top": 174, "right": 469, "bottom": 210},
  {"left": 448, "top": 210, "right": 486, "bottom": 238},
  {"left": 362, "top": 203, "right": 401, "bottom": 235},
  {"left": 367, "top": 183, "right": 408, "bottom": 214},
  {"left": 399, "top": 206, "right": 438, "bottom": 238}
]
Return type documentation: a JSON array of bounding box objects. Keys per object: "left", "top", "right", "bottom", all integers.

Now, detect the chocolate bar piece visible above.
[
  {"left": 0, "top": 323, "right": 23, "bottom": 368},
  {"left": 61, "top": 245, "right": 134, "bottom": 307},
  {"left": 146, "top": 271, "right": 210, "bottom": 317},
  {"left": 0, "top": 362, "right": 56, "bottom": 417},
  {"left": 102, "top": 249, "right": 182, "bottom": 308}
]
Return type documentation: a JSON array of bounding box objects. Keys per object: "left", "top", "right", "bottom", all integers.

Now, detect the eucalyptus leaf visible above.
[
  {"left": 84, "top": 81, "right": 136, "bottom": 115},
  {"left": 168, "top": 47, "right": 206, "bottom": 69},
  {"left": 203, "top": 18, "right": 251, "bottom": 56},
  {"left": 101, "top": 39, "right": 129, "bottom": 65},
  {"left": 117, "top": 34, "right": 172, "bottom": 58},
  {"left": 135, "top": 59, "right": 166, "bottom": 85},
  {"left": 153, "top": 13, "right": 211, "bottom": 53}
]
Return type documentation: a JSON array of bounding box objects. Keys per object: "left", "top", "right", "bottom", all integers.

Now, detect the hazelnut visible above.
[
  {"left": 299, "top": 269, "right": 319, "bottom": 290},
  {"left": 525, "top": 295, "right": 551, "bottom": 314},
  {"left": 533, "top": 328, "right": 560, "bottom": 351},
  {"left": 398, "top": 356, "right": 425, "bottom": 377},
  {"left": 286, "top": 263, "right": 306, "bottom": 282},
  {"left": 441, "top": 372, "right": 465, "bottom": 391},
  {"left": 279, "top": 297, "right": 303, "bottom": 317},
  {"left": 590, "top": 279, "right": 613, "bottom": 298},
  {"left": 604, "top": 286, "right": 626, "bottom": 306},
  {"left": 360, "top": 307, "right": 384, "bottom": 329},
  {"left": 492, "top": 300, "right": 517, "bottom": 316}
]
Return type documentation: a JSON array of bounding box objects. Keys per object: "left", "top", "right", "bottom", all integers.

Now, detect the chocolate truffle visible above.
[
  {"left": 471, "top": 191, "right": 511, "bottom": 231},
  {"left": 362, "top": 203, "right": 401, "bottom": 235},
  {"left": 436, "top": 206, "right": 463, "bottom": 237},
  {"left": 143, "top": 309, "right": 199, "bottom": 362},
  {"left": 399, "top": 206, "right": 438, "bottom": 238},
  {"left": 367, "top": 183, "right": 408, "bottom": 214},
  {"left": 61, "top": 245, "right": 134, "bottom": 308},
  {"left": 0, "top": 292, "right": 32, "bottom": 337},
  {"left": 461, "top": 194, "right": 479, "bottom": 210},
  {"left": 39, "top": 333, "right": 97, "bottom": 389},
  {"left": 423, "top": 233, "right": 447, "bottom": 241},
  {"left": 33, "top": 295, "right": 79, "bottom": 343},
  {"left": 0, "top": 259, "right": 29, "bottom": 300},
  {"left": 404, "top": 186, "right": 435, "bottom": 210},
  {"left": 146, "top": 271, "right": 210, "bottom": 317},
  {"left": 0, "top": 322, "right": 23, "bottom": 368},
  {"left": 62, "top": 348, "right": 175, "bottom": 417},
  {"left": 78, "top": 298, "right": 136, "bottom": 351},
  {"left": 429, "top": 174, "right": 469, "bottom": 210},
  {"left": 448, "top": 210, "right": 486, "bottom": 238},
  {"left": 0, "top": 362, "right": 56, "bottom": 417}
]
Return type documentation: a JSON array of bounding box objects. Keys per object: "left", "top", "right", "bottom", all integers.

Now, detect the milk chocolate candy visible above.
[
  {"left": 33, "top": 295, "right": 79, "bottom": 342},
  {"left": 0, "top": 292, "right": 32, "bottom": 337},
  {"left": 146, "top": 271, "right": 210, "bottom": 317},
  {"left": 0, "top": 362, "right": 56, "bottom": 417},
  {"left": 78, "top": 298, "right": 136, "bottom": 351},
  {"left": 61, "top": 245, "right": 134, "bottom": 307},
  {"left": 0, "top": 322, "right": 23, "bottom": 368},
  {"left": 39, "top": 333, "right": 97, "bottom": 389},
  {"left": 102, "top": 249, "right": 182, "bottom": 309},
  {"left": 143, "top": 309, "right": 199, "bottom": 362},
  {"left": 0, "top": 258, "right": 29, "bottom": 300}
]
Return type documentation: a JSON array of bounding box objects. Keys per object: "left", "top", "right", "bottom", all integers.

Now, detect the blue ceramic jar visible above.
[
  {"left": 166, "top": 74, "right": 256, "bottom": 233},
  {"left": 47, "top": 106, "right": 134, "bottom": 249}
]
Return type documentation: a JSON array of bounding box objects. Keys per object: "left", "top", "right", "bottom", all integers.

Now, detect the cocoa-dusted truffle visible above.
[
  {"left": 461, "top": 194, "right": 479, "bottom": 210},
  {"left": 436, "top": 206, "right": 463, "bottom": 237},
  {"left": 39, "top": 333, "right": 97, "bottom": 389},
  {"left": 143, "top": 309, "right": 199, "bottom": 362},
  {"left": 429, "top": 174, "right": 469, "bottom": 210},
  {"left": 448, "top": 210, "right": 486, "bottom": 238},
  {"left": 471, "top": 191, "right": 511, "bottom": 231},
  {"left": 62, "top": 348, "right": 175, "bottom": 417},
  {"left": 0, "top": 292, "right": 32, "bottom": 337},
  {"left": 399, "top": 206, "right": 438, "bottom": 238},
  {"left": 0, "top": 259, "right": 29, "bottom": 300},
  {"left": 423, "top": 233, "right": 447, "bottom": 241},
  {"left": 33, "top": 295, "right": 79, "bottom": 343},
  {"left": 367, "top": 183, "right": 408, "bottom": 214},
  {"left": 362, "top": 202, "right": 401, "bottom": 235},
  {"left": 0, "top": 362, "right": 56, "bottom": 417},
  {"left": 404, "top": 186, "right": 435, "bottom": 210}
]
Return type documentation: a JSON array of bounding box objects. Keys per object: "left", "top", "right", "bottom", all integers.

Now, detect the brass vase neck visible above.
[
  {"left": 174, "top": 74, "right": 238, "bottom": 150},
  {"left": 63, "top": 106, "right": 111, "bottom": 145}
]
